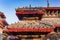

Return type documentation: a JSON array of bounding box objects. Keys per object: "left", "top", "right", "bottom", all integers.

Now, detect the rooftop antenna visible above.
[{"left": 47, "top": 0, "right": 50, "bottom": 7}]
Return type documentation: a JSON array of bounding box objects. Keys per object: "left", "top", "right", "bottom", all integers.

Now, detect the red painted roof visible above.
[
  {"left": 0, "top": 13, "right": 6, "bottom": 18},
  {"left": 16, "top": 10, "right": 44, "bottom": 15},
  {"left": 54, "top": 24, "right": 60, "bottom": 27},
  {"left": 2, "top": 20, "right": 6, "bottom": 22},
  {"left": 3, "top": 28, "right": 53, "bottom": 33},
  {"left": 45, "top": 7, "right": 60, "bottom": 10}
]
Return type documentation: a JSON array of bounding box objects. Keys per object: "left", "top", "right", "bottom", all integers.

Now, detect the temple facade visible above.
[
  {"left": 0, "top": 12, "right": 8, "bottom": 40},
  {"left": 3, "top": 7, "right": 60, "bottom": 40},
  {"left": 3, "top": 0, "right": 60, "bottom": 40}
]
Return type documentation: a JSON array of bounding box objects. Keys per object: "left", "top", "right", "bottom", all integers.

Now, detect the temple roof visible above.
[
  {"left": 0, "top": 12, "right": 6, "bottom": 18},
  {"left": 8, "top": 18, "right": 60, "bottom": 28},
  {"left": 54, "top": 24, "right": 60, "bottom": 27},
  {"left": 3, "top": 28, "right": 53, "bottom": 33},
  {"left": 3, "top": 18, "right": 60, "bottom": 32},
  {"left": 2, "top": 20, "right": 8, "bottom": 26}
]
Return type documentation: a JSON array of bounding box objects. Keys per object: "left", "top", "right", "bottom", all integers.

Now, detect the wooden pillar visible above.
[
  {"left": 55, "top": 10, "right": 58, "bottom": 16},
  {"left": 48, "top": 11, "right": 51, "bottom": 16},
  {"left": 51, "top": 11, "right": 55, "bottom": 16},
  {"left": 44, "top": 11, "right": 47, "bottom": 16}
]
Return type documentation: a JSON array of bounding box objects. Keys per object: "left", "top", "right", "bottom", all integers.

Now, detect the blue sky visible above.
[{"left": 0, "top": 0, "right": 60, "bottom": 24}]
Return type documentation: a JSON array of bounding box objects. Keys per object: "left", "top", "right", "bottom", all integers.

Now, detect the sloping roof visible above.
[
  {"left": 16, "top": 9, "right": 44, "bottom": 15},
  {"left": 3, "top": 28, "right": 53, "bottom": 32},
  {"left": 4, "top": 18, "right": 60, "bottom": 33},
  {"left": 54, "top": 24, "right": 60, "bottom": 27},
  {"left": 0, "top": 12, "right": 6, "bottom": 18}
]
